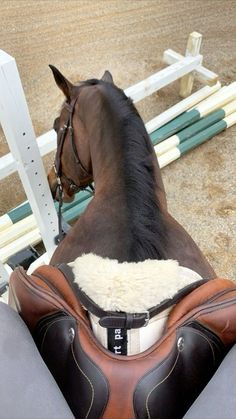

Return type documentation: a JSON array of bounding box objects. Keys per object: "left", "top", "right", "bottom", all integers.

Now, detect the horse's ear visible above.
[
  {"left": 101, "top": 70, "right": 114, "bottom": 84},
  {"left": 49, "top": 65, "right": 73, "bottom": 100}
]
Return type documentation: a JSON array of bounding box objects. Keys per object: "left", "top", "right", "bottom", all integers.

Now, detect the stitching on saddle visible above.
[
  {"left": 39, "top": 316, "right": 109, "bottom": 417},
  {"left": 192, "top": 297, "right": 236, "bottom": 324},
  {"left": 145, "top": 327, "right": 217, "bottom": 419},
  {"left": 75, "top": 337, "right": 110, "bottom": 417},
  {"left": 40, "top": 317, "right": 73, "bottom": 353},
  {"left": 145, "top": 351, "right": 180, "bottom": 419},
  {"left": 71, "top": 342, "right": 95, "bottom": 419}
]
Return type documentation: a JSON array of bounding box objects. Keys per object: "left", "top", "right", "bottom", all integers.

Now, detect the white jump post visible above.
[{"left": 0, "top": 50, "right": 58, "bottom": 258}]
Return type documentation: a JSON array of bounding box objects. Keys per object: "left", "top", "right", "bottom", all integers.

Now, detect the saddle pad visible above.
[
  {"left": 69, "top": 253, "right": 202, "bottom": 312},
  {"left": 70, "top": 254, "right": 202, "bottom": 355}
]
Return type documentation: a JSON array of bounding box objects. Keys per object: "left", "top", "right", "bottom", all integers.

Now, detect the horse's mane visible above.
[{"left": 82, "top": 79, "right": 167, "bottom": 261}]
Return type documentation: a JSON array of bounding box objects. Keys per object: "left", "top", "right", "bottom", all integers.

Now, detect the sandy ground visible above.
[{"left": 0, "top": 0, "right": 235, "bottom": 278}]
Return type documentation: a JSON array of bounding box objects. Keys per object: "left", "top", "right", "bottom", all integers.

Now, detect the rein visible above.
[{"left": 53, "top": 95, "right": 94, "bottom": 243}]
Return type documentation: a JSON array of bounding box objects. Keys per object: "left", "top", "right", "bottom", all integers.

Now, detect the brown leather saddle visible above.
[{"left": 9, "top": 265, "right": 236, "bottom": 419}]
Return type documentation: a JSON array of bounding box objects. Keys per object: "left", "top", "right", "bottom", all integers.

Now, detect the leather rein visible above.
[{"left": 53, "top": 95, "right": 94, "bottom": 243}]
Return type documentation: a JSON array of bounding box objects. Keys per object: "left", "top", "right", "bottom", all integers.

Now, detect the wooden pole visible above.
[
  {"left": 157, "top": 112, "right": 236, "bottom": 168},
  {"left": 155, "top": 99, "right": 236, "bottom": 156},
  {"left": 164, "top": 48, "right": 218, "bottom": 86},
  {"left": 125, "top": 55, "right": 202, "bottom": 103},
  {"left": 0, "top": 189, "right": 92, "bottom": 232},
  {"left": 150, "top": 82, "right": 236, "bottom": 144},
  {"left": 145, "top": 82, "right": 221, "bottom": 134},
  {"left": 179, "top": 32, "right": 202, "bottom": 98}
]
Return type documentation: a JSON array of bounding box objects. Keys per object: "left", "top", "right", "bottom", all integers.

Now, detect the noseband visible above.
[{"left": 53, "top": 94, "right": 94, "bottom": 243}]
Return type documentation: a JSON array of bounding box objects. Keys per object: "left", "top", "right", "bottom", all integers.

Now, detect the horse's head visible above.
[{"left": 47, "top": 66, "right": 114, "bottom": 202}]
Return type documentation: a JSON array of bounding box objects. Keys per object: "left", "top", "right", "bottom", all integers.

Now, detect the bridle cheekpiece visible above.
[{"left": 53, "top": 94, "right": 94, "bottom": 243}]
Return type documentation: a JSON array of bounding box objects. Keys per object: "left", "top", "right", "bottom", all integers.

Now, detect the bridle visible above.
[{"left": 53, "top": 94, "right": 94, "bottom": 243}]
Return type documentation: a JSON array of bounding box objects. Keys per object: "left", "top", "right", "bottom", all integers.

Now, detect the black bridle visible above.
[{"left": 53, "top": 95, "right": 94, "bottom": 243}]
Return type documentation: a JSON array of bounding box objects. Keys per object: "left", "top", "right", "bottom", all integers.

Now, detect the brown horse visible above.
[{"left": 48, "top": 66, "right": 215, "bottom": 279}]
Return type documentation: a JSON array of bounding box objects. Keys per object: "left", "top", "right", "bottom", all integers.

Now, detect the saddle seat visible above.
[{"left": 9, "top": 257, "right": 236, "bottom": 419}]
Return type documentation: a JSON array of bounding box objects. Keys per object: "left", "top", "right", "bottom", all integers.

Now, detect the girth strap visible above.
[{"left": 57, "top": 263, "right": 210, "bottom": 330}]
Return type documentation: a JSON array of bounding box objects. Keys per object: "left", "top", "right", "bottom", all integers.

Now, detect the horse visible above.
[
  {"left": 47, "top": 66, "right": 215, "bottom": 280},
  {"left": 9, "top": 67, "right": 231, "bottom": 418}
]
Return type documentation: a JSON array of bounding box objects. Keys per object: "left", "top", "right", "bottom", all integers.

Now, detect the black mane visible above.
[{"left": 82, "top": 78, "right": 167, "bottom": 261}]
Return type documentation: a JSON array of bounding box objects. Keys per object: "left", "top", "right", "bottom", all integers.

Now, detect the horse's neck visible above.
[
  {"left": 68, "top": 113, "right": 168, "bottom": 262},
  {"left": 88, "top": 118, "right": 166, "bottom": 211}
]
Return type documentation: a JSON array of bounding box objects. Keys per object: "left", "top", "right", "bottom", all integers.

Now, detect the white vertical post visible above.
[
  {"left": 0, "top": 50, "right": 58, "bottom": 258},
  {"left": 0, "top": 261, "right": 10, "bottom": 283},
  {"left": 179, "top": 32, "right": 203, "bottom": 98}
]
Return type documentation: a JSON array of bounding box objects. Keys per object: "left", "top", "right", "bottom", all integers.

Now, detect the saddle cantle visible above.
[{"left": 9, "top": 264, "right": 236, "bottom": 419}]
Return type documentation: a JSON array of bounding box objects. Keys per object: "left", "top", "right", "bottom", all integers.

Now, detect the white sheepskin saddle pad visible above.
[{"left": 69, "top": 254, "right": 202, "bottom": 355}]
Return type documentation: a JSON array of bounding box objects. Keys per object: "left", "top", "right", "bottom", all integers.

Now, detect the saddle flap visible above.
[
  {"left": 9, "top": 265, "right": 89, "bottom": 331},
  {"left": 166, "top": 278, "right": 236, "bottom": 344}
]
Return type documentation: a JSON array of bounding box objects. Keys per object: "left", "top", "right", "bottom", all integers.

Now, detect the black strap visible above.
[
  {"left": 57, "top": 263, "right": 210, "bottom": 330},
  {"left": 54, "top": 204, "right": 71, "bottom": 245},
  {"left": 53, "top": 95, "right": 95, "bottom": 244}
]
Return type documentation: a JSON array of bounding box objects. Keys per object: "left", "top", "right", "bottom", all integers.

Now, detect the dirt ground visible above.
[{"left": 0, "top": 0, "right": 235, "bottom": 278}]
